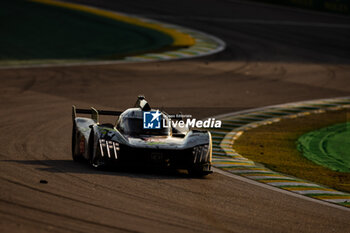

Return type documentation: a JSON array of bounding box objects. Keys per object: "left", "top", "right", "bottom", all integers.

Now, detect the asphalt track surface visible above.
[{"left": 1, "top": 0, "right": 350, "bottom": 232}]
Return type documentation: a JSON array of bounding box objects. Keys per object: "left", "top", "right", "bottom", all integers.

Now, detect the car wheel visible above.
[{"left": 187, "top": 167, "right": 210, "bottom": 177}]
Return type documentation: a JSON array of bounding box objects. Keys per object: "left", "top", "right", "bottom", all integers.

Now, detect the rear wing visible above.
[
  {"left": 72, "top": 96, "right": 184, "bottom": 124},
  {"left": 72, "top": 105, "right": 122, "bottom": 123}
]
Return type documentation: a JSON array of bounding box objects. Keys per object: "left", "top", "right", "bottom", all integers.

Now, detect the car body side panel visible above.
[
  {"left": 96, "top": 127, "right": 210, "bottom": 150},
  {"left": 74, "top": 116, "right": 212, "bottom": 170},
  {"left": 75, "top": 117, "right": 94, "bottom": 159}
]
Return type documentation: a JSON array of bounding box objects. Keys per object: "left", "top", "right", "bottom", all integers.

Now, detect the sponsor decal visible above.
[
  {"left": 143, "top": 110, "right": 222, "bottom": 129},
  {"left": 164, "top": 118, "right": 222, "bottom": 128},
  {"left": 143, "top": 110, "right": 161, "bottom": 129}
]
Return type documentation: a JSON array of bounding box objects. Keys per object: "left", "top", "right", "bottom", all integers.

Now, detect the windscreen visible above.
[{"left": 120, "top": 118, "right": 170, "bottom": 136}]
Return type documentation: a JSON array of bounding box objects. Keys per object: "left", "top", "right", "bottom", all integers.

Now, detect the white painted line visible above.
[
  {"left": 292, "top": 190, "right": 346, "bottom": 195},
  {"left": 229, "top": 169, "right": 271, "bottom": 174},
  {"left": 267, "top": 182, "right": 320, "bottom": 187},
  {"left": 213, "top": 168, "right": 350, "bottom": 212},
  {"left": 213, "top": 159, "right": 253, "bottom": 164},
  {"left": 212, "top": 152, "right": 228, "bottom": 156},
  {"left": 322, "top": 199, "right": 350, "bottom": 203},
  {"left": 245, "top": 175, "right": 295, "bottom": 180},
  {"left": 213, "top": 164, "right": 255, "bottom": 168},
  {"left": 213, "top": 145, "right": 232, "bottom": 149}
]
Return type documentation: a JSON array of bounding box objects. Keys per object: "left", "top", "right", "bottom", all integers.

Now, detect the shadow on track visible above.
[{"left": 3, "top": 159, "right": 210, "bottom": 180}]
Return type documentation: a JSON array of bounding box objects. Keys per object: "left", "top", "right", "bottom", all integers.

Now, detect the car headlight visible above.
[{"left": 192, "top": 144, "right": 209, "bottom": 163}]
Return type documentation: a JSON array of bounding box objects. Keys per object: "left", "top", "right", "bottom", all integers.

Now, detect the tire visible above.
[
  {"left": 187, "top": 167, "right": 211, "bottom": 177},
  {"left": 72, "top": 123, "right": 83, "bottom": 162}
]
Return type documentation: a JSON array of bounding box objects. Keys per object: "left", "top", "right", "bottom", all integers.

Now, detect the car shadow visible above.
[{"left": 3, "top": 159, "right": 210, "bottom": 180}]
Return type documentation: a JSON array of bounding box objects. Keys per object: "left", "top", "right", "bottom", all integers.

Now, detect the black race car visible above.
[{"left": 72, "top": 96, "right": 212, "bottom": 176}]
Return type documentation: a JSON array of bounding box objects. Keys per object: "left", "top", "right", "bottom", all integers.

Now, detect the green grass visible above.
[
  {"left": 0, "top": 0, "right": 173, "bottom": 63},
  {"left": 234, "top": 109, "right": 350, "bottom": 193},
  {"left": 298, "top": 122, "right": 350, "bottom": 172}
]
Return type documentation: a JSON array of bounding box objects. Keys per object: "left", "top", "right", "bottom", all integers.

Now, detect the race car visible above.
[{"left": 71, "top": 96, "right": 212, "bottom": 176}]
